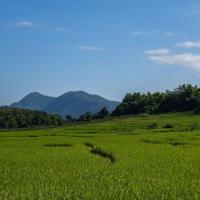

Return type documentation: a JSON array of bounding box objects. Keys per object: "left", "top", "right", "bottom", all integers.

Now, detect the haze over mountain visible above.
[{"left": 11, "top": 91, "right": 120, "bottom": 118}]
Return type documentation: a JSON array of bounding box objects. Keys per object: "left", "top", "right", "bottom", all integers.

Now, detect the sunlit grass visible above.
[{"left": 0, "top": 113, "right": 200, "bottom": 199}]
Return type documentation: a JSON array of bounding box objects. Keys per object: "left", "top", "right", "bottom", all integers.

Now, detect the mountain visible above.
[
  {"left": 11, "top": 92, "right": 55, "bottom": 110},
  {"left": 44, "top": 91, "right": 119, "bottom": 118},
  {"left": 11, "top": 91, "right": 120, "bottom": 118}
]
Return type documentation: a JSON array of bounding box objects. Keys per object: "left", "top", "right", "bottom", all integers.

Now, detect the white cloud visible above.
[
  {"left": 129, "top": 30, "right": 157, "bottom": 36},
  {"left": 146, "top": 48, "right": 200, "bottom": 71},
  {"left": 56, "top": 27, "right": 68, "bottom": 32},
  {"left": 145, "top": 49, "right": 170, "bottom": 56},
  {"left": 129, "top": 31, "right": 142, "bottom": 35},
  {"left": 176, "top": 41, "right": 200, "bottom": 48},
  {"left": 14, "top": 20, "right": 34, "bottom": 28},
  {"left": 78, "top": 45, "right": 103, "bottom": 51},
  {"left": 130, "top": 30, "right": 174, "bottom": 37},
  {"left": 164, "top": 32, "right": 173, "bottom": 37}
]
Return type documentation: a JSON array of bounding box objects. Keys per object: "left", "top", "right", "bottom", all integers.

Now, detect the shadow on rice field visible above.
[
  {"left": 84, "top": 142, "right": 116, "bottom": 163},
  {"left": 44, "top": 144, "right": 73, "bottom": 148}
]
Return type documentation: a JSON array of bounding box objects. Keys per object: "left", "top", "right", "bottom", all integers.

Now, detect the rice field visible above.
[{"left": 1, "top": 113, "right": 200, "bottom": 199}]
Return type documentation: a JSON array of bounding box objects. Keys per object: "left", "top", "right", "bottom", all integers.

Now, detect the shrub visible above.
[
  {"left": 148, "top": 123, "right": 157, "bottom": 129},
  {"left": 163, "top": 123, "right": 173, "bottom": 129}
]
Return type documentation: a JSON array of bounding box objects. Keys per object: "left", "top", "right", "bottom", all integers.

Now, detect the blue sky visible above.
[{"left": 1, "top": 0, "right": 200, "bottom": 105}]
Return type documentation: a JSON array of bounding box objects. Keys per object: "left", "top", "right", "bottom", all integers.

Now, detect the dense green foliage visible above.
[
  {"left": 78, "top": 107, "right": 110, "bottom": 121},
  {"left": 0, "top": 107, "right": 64, "bottom": 129},
  {"left": 113, "top": 84, "right": 200, "bottom": 116},
  {"left": 1, "top": 113, "right": 200, "bottom": 199}
]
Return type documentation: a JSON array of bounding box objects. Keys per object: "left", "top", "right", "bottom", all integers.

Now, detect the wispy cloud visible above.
[
  {"left": 176, "top": 41, "right": 200, "bottom": 48},
  {"left": 146, "top": 48, "right": 200, "bottom": 71},
  {"left": 129, "top": 31, "right": 142, "bottom": 36},
  {"left": 164, "top": 32, "right": 173, "bottom": 37},
  {"left": 190, "top": 4, "right": 200, "bottom": 15},
  {"left": 129, "top": 30, "right": 157, "bottom": 36},
  {"left": 130, "top": 30, "right": 174, "bottom": 37},
  {"left": 145, "top": 49, "right": 170, "bottom": 56},
  {"left": 78, "top": 45, "right": 103, "bottom": 51},
  {"left": 14, "top": 20, "right": 34, "bottom": 28},
  {"left": 56, "top": 27, "right": 68, "bottom": 32}
]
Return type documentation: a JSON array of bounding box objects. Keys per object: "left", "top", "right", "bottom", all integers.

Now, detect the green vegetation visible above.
[
  {"left": 1, "top": 113, "right": 200, "bottom": 199},
  {"left": 0, "top": 107, "right": 64, "bottom": 129},
  {"left": 78, "top": 107, "right": 110, "bottom": 122},
  {"left": 77, "top": 84, "right": 200, "bottom": 122},
  {"left": 112, "top": 84, "right": 200, "bottom": 116}
]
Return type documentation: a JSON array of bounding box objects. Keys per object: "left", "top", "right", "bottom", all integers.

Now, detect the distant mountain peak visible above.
[
  {"left": 62, "top": 91, "right": 89, "bottom": 95},
  {"left": 26, "top": 92, "right": 51, "bottom": 97},
  {"left": 28, "top": 92, "right": 42, "bottom": 95},
  {"left": 11, "top": 91, "right": 120, "bottom": 118},
  {"left": 11, "top": 92, "right": 55, "bottom": 111}
]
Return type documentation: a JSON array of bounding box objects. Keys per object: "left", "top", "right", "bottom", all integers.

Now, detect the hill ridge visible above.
[{"left": 11, "top": 91, "right": 120, "bottom": 118}]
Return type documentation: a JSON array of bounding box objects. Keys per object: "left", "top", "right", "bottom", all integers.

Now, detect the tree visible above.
[
  {"left": 112, "top": 84, "right": 200, "bottom": 117},
  {"left": 0, "top": 107, "right": 64, "bottom": 129},
  {"left": 79, "top": 112, "right": 94, "bottom": 122},
  {"left": 66, "top": 115, "right": 73, "bottom": 122},
  {"left": 96, "top": 107, "right": 109, "bottom": 119}
]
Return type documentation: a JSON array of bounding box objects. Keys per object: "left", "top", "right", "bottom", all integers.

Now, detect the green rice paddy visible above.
[{"left": 1, "top": 113, "right": 200, "bottom": 199}]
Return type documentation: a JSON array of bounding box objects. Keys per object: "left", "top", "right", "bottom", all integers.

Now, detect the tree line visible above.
[
  {"left": 2, "top": 84, "right": 200, "bottom": 129},
  {"left": 66, "top": 107, "right": 110, "bottom": 122},
  {"left": 112, "top": 84, "right": 200, "bottom": 116},
  {"left": 0, "top": 107, "right": 64, "bottom": 129},
  {"left": 76, "top": 84, "right": 200, "bottom": 121}
]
